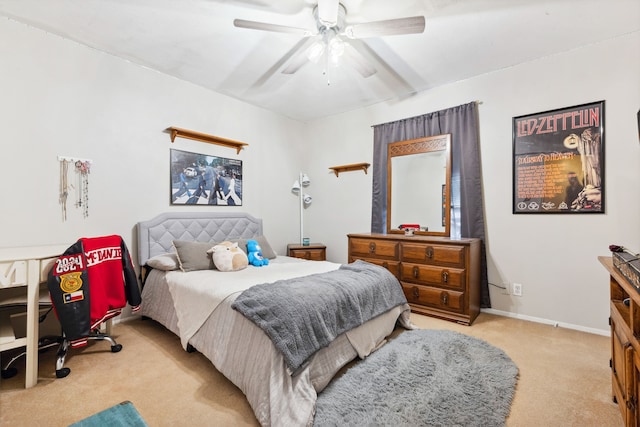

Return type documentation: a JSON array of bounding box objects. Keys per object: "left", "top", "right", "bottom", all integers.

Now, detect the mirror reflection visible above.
[{"left": 387, "top": 134, "right": 452, "bottom": 236}]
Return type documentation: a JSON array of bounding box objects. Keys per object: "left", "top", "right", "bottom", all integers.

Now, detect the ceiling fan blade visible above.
[
  {"left": 344, "top": 16, "right": 425, "bottom": 39},
  {"left": 316, "top": 0, "right": 340, "bottom": 27},
  {"left": 344, "top": 42, "right": 377, "bottom": 78},
  {"left": 249, "top": 37, "right": 315, "bottom": 87},
  {"left": 234, "top": 19, "right": 313, "bottom": 36},
  {"left": 282, "top": 43, "right": 314, "bottom": 75},
  {"left": 347, "top": 38, "right": 415, "bottom": 94}
]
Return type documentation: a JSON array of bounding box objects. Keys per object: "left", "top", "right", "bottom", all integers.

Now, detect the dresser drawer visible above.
[
  {"left": 349, "top": 257, "right": 400, "bottom": 278},
  {"left": 401, "top": 282, "right": 465, "bottom": 313},
  {"left": 401, "top": 243, "right": 465, "bottom": 267},
  {"left": 349, "top": 238, "right": 399, "bottom": 260},
  {"left": 400, "top": 263, "right": 466, "bottom": 289},
  {"left": 288, "top": 246, "right": 326, "bottom": 261}
]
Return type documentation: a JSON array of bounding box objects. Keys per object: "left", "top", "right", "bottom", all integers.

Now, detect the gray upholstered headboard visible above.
[{"left": 136, "top": 212, "right": 263, "bottom": 265}]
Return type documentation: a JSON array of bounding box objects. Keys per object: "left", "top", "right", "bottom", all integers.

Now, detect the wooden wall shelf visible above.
[
  {"left": 329, "top": 163, "right": 370, "bottom": 177},
  {"left": 167, "top": 127, "right": 248, "bottom": 154}
]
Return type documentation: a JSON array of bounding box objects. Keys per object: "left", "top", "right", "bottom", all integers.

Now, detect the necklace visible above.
[
  {"left": 59, "top": 159, "right": 70, "bottom": 221},
  {"left": 75, "top": 160, "right": 91, "bottom": 218}
]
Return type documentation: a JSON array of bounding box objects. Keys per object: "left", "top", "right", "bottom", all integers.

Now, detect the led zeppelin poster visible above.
[{"left": 512, "top": 101, "right": 605, "bottom": 214}]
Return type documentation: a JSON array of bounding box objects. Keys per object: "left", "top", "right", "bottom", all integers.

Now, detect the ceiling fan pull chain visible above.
[{"left": 325, "top": 51, "right": 331, "bottom": 85}]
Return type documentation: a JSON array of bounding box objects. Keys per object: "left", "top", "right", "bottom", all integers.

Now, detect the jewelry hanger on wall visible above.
[{"left": 58, "top": 156, "right": 92, "bottom": 221}]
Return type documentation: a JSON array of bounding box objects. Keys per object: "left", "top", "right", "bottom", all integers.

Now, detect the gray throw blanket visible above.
[{"left": 231, "top": 260, "right": 408, "bottom": 373}]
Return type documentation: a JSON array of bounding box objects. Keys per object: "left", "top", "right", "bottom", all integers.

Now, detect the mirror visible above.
[{"left": 387, "top": 134, "right": 452, "bottom": 236}]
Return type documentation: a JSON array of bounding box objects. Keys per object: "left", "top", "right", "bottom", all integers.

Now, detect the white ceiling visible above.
[{"left": 1, "top": 0, "right": 638, "bottom": 122}]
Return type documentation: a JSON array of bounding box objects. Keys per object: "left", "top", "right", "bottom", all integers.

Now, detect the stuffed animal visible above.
[
  {"left": 207, "top": 241, "right": 248, "bottom": 272},
  {"left": 247, "top": 239, "right": 269, "bottom": 267}
]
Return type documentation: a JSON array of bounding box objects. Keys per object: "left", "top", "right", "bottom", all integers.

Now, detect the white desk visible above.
[{"left": 0, "top": 245, "right": 68, "bottom": 388}]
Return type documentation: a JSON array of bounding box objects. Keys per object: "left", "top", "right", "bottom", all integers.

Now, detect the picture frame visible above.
[
  {"left": 512, "top": 100, "right": 605, "bottom": 214},
  {"left": 170, "top": 148, "right": 243, "bottom": 206}
]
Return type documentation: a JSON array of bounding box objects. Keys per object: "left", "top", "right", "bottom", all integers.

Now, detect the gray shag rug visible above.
[{"left": 314, "top": 329, "right": 519, "bottom": 427}]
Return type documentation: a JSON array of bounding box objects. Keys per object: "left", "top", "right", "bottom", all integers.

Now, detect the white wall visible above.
[
  {"left": 0, "top": 17, "right": 306, "bottom": 260},
  {"left": 304, "top": 32, "right": 640, "bottom": 334}
]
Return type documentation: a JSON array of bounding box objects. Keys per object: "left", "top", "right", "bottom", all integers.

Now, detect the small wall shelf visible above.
[
  {"left": 329, "top": 162, "right": 370, "bottom": 177},
  {"left": 167, "top": 127, "right": 248, "bottom": 154}
]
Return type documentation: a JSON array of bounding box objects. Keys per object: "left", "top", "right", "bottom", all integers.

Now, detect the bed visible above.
[{"left": 136, "top": 212, "right": 412, "bottom": 427}]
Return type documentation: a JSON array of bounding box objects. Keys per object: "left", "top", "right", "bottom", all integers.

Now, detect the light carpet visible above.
[{"left": 314, "top": 329, "right": 519, "bottom": 426}]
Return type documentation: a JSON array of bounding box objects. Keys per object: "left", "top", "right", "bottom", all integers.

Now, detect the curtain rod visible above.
[{"left": 370, "top": 100, "right": 482, "bottom": 128}]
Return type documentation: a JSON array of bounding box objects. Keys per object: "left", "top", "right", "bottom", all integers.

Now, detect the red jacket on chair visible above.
[{"left": 47, "top": 235, "right": 141, "bottom": 348}]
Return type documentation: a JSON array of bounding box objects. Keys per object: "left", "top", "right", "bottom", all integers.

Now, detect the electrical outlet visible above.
[
  {"left": 513, "top": 283, "right": 523, "bottom": 296},
  {"left": 501, "top": 281, "right": 510, "bottom": 295}
]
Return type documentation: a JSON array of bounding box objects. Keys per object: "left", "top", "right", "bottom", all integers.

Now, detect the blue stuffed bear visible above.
[{"left": 247, "top": 239, "right": 269, "bottom": 267}]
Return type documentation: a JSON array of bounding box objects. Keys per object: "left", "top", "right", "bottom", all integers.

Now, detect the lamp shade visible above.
[
  {"left": 301, "top": 174, "right": 311, "bottom": 186},
  {"left": 303, "top": 194, "right": 312, "bottom": 205},
  {"left": 291, "top": 180, "right": 301, "bottom": 192}
]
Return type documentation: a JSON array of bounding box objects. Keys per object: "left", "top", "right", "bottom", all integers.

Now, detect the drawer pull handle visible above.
[
  {"left": 413, "top": 266, "right": 419, "bottom": 279},
  {"left": 426, "top": 247, "right": 434, "bottom": 259},
  {"left": 442, "top": 271, "right": 449, "bottom": 283},
  {"left": 369, "top": 242, "right": 376, "bottom": 254},
  {"left": 304, "top": 251, "right": 311, "bottom": 259},
  {"left": 382, "top": 262, "right": 389, "bottom": 269},
  {"left": 441, "top": 292, "right": 449, "bottom": 305},
  {"left": 412, "top": 287, "right": 419, "bottom": 299}
]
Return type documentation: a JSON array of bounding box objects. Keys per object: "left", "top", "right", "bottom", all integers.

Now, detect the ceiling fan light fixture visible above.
[
  {"left": 307, "top": 41, "right": 325, "bottom": 63},
  {"left": 328, "top": 37, "right": 345, "bottom": 65},
  {"left": 329, "top": 37, "right": 344, "bottom": 56}
]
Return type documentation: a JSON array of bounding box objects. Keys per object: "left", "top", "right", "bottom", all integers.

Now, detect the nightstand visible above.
[{"left": 287, "top": 244, "right": 326, "bottom": 261}]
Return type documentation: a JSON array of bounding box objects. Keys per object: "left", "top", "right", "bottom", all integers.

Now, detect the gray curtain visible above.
[{"left": 371, "top": 102, "right": 490, "bottom": 308}]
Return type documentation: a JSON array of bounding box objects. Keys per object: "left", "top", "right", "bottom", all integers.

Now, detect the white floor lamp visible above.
[{"left": 291, "top": 172, "right": 312, "bottom": 245}]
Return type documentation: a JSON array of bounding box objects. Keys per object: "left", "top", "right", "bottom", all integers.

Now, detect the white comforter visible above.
[{"left": 143, "top": 257, "right": 412, "bottom": 426}]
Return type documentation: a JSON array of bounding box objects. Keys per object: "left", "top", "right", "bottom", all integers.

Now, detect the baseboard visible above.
[
  {"left": 481, "top": 308, "right": 610, "bottom": 337},
  {"left": 112, "top": 312, "right": 142, "bottom": 325}
]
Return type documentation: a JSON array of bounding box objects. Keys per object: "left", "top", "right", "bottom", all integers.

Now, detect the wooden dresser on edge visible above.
[
  {"left": 600, "top": 255, "right": 640, "bottom": 426},
  {"left": 348, "top": 233, "right": 481, "bottom": 325}
]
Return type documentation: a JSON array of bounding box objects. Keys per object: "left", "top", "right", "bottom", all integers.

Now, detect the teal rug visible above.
[{"left": 69, "top": 401, "right": 147, "bottom": 427}]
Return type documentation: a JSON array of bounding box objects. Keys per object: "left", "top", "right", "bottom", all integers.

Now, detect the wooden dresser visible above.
[
  {"left": 600, "top": 256, "right": 640, "bottom": 426},
  {"left": 348, "top": 233, "right": 480, "bottom": 325}
]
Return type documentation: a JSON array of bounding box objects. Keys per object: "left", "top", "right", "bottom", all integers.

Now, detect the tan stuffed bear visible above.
[{"left": 207, "top": 241, "right": 248, "bottom": 272}]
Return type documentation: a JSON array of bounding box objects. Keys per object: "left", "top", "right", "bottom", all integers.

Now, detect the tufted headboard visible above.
[{"left": 136, "top": 212, "right": 263, "bottom": 265}]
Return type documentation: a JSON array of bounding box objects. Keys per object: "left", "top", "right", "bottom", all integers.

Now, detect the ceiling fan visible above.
[{"left": 233, "top": 0, "right": 425, "bottom": 85}]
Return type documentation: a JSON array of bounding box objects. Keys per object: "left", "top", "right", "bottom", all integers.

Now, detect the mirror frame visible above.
[{"left": 386, "top": 134, "right": 452, "bottom": 237}]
